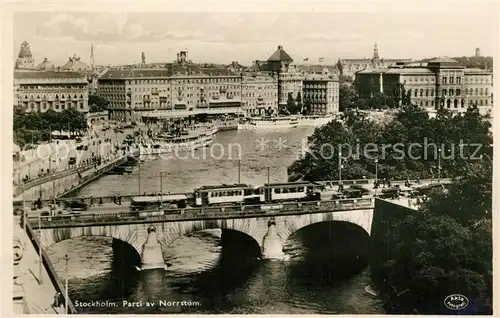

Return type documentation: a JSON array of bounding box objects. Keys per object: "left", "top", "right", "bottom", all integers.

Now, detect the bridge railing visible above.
[
  {"left": 15, "top": 177, "right": 455, "bottom": 206},
  {"left": 29, "top": 198, "right": 375, "bottom": 229},
  {"left": 25, "top": 222, "right": 78, "bottom": 313},
  {"left": 14, "top": 156, "right": 128, "bottom": 198}
]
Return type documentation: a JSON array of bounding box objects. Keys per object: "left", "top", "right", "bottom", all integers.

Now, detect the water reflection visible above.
[{"left": 48, "top": 220, "right": 383, "bottom": 314}]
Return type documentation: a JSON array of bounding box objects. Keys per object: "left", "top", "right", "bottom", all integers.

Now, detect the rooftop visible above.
[
  {"left": 14, "top": 70, "right": 86, "bottom": 80},
  {"left": 17, "top": 41, "right": 32, "bottom": 59},
  {"left": 267, "top": 45, "right": 294, "bottom": 63}
]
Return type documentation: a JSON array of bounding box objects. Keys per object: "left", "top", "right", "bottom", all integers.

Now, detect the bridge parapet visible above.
[{"left": 29, "top": 198, "right": 375, "bottom": 229}]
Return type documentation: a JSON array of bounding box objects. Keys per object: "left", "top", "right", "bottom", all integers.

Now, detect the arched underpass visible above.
[{"left": 283, "top": 221, "right": 371, "bottom": 284}]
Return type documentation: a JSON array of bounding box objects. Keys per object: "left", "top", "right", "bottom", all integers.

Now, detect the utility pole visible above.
[
  {"left": 38, "top": 214, "right": 43, "bottom": 284},
  {"left": 238, "top": 159, "right": 241, "bottom": 184},
  {"left": 267, "top": 166, "right": 270, "bottom": 202},
  {"left": 160, "top": 170, "right": 163, "bottom": 207},
  {"left": 138, "top": 161, "right": 141, "bottom": 195},
  {"left": 338, "top": 148, "right": 343, "bottom": 189},
  {"left": 437, "top": 147, "right": 442, "bottom": 184},
  {"left": 64, "top": 254, "right": 69, "bottom": 314}
]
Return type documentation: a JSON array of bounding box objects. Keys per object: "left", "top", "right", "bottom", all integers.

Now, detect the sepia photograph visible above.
[{"left": 8, "top": 3, "right": 496, "bottom": 315}]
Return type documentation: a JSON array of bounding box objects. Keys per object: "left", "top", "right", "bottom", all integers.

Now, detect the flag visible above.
[
  {"left": 303, "top": 57, "right": 309, "bottom": 62},
  {"left": 318, "top": 57, "right": 324, "bottom": 62}
]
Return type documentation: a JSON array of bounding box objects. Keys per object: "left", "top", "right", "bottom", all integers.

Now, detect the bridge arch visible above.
[
  {"left": 275, "top": 209, "right": 373, "bottom": 246},
  {"left": 153, "top": 218, "right": 267, "bottom": 249},
  {"left": 39, "top": 224, "right": 145, "bottom": 257}
]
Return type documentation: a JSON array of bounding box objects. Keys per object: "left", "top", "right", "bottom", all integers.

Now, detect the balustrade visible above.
[{"left": 29, "top": 198, "right": 375, "bottom": 229}]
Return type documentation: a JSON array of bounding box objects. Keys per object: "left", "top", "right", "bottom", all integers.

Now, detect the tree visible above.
[
  {"left": 285, "top": 92, "right": 298, "bottom": 114},
  {"left": 373, "top": 159, "right": 493, "bottom": 314},
  {"left": 295, "top": 92, "right": 303, "bottom": 114},
  {"left": 88, "top": 95, "right": 110, "bottom": 113},
  {"left": 338, "top": 83, "right": 357, "bottom": 112},
  {"left": 287, "top": 103, "right": 492, "bottom": 181}
]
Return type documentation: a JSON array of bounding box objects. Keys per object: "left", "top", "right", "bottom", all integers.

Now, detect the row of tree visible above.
[
  {"left": 13, "top": 108, "right": 88, "bottom": 146},
  {"left": 288, "top": 105, "right": 492, "bottom": 181},
  {"left": 287, "top": 103, "right": 492, "bottom": 313}
]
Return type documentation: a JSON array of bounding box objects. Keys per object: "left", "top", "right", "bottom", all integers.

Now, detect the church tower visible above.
[
  {"left": 373, "top": 43, "right": 380, "bottom": 60},
  {"left": 15, "top": 41, "right": 35, "bottom": 69},
  {"left": 141, "top": 52, "right": 146, "bottom": 66},
  {"left": 90, "top": 44, "right": 95, "bottom": 69}
]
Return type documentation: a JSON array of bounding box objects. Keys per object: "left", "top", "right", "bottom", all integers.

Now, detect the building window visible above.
[
  {"left": 414, "top": 90, "right": 418, "bottom": 97},
  {"left": 420, "top": 89, "right": 423, "bottom": 97},
  {"left": 475, "top": 88, "right": 479, "bottom": 95},
  {"left": 449, "top": 89, "right": 454, "bottom": 96},
  {"left": 450, "top": 77, "right": 454, "bottom": 85},
  {"left": 456, "top": 89, "right": 461, "bottom": 95},
  {"left": 442, "top": 89, "right": 447, "bottom": 96},
  {"left": 457, "top": 77, "right": 461, "bottom": 84},
  {"left": 442, "top": 77, "right": 447, "bottom": 84}
]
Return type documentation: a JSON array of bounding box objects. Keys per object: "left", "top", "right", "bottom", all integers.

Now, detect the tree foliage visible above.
[
  {"left": 13, "top": 108, "right": 88, "bottom": 147},
  {"left": 373, "top": 159, "right": 492, "bottom": 314},
  {"left": 288, "top": 104, "right": 492, "bottom": 181},
  {"left": 88, "top": 95, "right": 110, "bottom": 113}
]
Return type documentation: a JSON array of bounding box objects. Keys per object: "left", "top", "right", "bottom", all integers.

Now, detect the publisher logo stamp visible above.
[{"left": 444, "top": 294, "right": 469, "bottom": 310}]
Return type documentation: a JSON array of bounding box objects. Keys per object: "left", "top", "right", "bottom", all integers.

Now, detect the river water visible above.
[{"left": 48, "top": 128, "right": 385, "bottom": 314}]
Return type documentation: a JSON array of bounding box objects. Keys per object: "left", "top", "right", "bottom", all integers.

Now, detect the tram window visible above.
[
  {"left": 210, "top": 193, "right": 214, "bottom": 197},
  {"left": 275, "top": 188, "right": 281, "bottom": 194},
  {"left": 299, "top": 187, "right": 304, "bottom": 192}
]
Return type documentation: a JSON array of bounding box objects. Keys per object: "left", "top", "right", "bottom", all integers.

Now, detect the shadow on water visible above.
[
  {"left": 285, "top": 221, "right": 370, "bottom": 285},
  {"left": 166, "top": 229, "right": 262, "bottom": 313}
]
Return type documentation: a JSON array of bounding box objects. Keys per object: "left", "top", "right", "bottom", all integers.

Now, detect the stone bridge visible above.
[{"left": 33, "top": 199, "right": 374, "bottom": 269}]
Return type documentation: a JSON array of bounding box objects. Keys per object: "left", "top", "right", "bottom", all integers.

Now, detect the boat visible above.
[
  {"left": 296, "top": 115, "right": 334, "bottom": 127},
  {"left": 238, "top": 115, "right": 333, "bottom": 130},
  {"left": 238, "top": 116, "right": 299, "bottom": 130},
  {"left": 138, "top": 126, "right": 217, "bottom": 155}
]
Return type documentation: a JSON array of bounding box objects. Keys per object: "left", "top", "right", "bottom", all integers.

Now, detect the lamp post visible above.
[
  {"left": 374, "top": 158, "right": 379, "bottom": 196},
  {"left": 38, "top": 214, "right": 43, "bottom": 284},
  {"left": 237, "top": 159, "right": 241, "bottom": 184},
  {"left": 64, "top": 253, "right": 69, "bottom": 314},
  {"left": 159, "top": 170, "right": 163, "bottom": 207},
  {"left": 338, "top": 148, "right": 343, "bottom": 192},
  {"left": 437, "top": 147, "right": 442, "bottom": 184},
  {"left": 138, "top": 161, "right": 141, "bottom": 195},
  {"left": 267, "top": 166, "right": 271, "bottom": 202}
]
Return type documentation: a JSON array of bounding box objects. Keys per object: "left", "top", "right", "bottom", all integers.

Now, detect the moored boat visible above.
[
  {"left": 238, "top": 115, "right": 334, "bottom": 130},
  {"left": 139, "top": 126, "right": 217, "bottom": 155}
]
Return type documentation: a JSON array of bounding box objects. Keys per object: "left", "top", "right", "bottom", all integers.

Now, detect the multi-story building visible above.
[
  {"left": 13, "top": 41, "right": 90, "bottom": 113},
  {"left": 302, "top": 74, "right": 339, "bottom": 115},
  {"left": 241, "top": 72, "right": 278, "bottom": 116},
  {"left": 355, "top": 57, "right": 493, "bottom": 115},
  {"left": 98, "top": 51, "right": 243, "bottom": 121},
  {"left": 14, "top": 70, "right": 89, "bottom": 113},
  {"left": 337, "top": 43, "right": 411, "bottom": 80}
]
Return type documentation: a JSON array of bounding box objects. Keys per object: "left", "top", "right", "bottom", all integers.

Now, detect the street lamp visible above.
[
  {"left": 437, "top": 147, "right": 442, "bottom": 184},
  {"left": 374, "top": 158, "right": 379, "bottom": 196},
  {"left": 338, "top": 148, "right": 343, "bottom": 192},
  {"left": 38, "top": 214, "right": 43, "bottom": 284}
]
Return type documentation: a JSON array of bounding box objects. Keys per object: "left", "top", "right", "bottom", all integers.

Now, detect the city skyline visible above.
[{"left": 14, "top": 11, "right": 497, "bottom": 67}]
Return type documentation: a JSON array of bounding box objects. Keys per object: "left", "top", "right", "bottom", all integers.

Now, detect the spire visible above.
[
  {"left": 141, "top": 52, "right": 146, "bottom": 65},
  {"left": 90, "top": 44, "right": 94, "bottom": 69},
  {"left": 373, "top": 42, "right": 379, "bottom": 60}
]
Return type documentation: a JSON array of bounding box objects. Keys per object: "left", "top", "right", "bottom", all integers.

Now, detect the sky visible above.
[{"left": 13, "top": 9, "right": 498, "bottom": 67}]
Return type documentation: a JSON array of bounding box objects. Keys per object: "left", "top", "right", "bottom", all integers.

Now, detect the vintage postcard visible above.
[{"left": 5, "top": 1, "right": 498, "bottom": 315}]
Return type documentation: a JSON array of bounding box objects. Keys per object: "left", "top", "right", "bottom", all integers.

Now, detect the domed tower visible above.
[{"left": 15, "top": 41, "right": 35, "bottom": 69}]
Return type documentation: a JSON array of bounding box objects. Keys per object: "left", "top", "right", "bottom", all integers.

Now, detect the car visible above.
[{"left": 68, "top": 200, "right": 88, "bottom": 211}]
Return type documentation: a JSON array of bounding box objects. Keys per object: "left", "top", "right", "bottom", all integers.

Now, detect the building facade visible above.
[
  {"left": 337, "top": 43, "right": 411, "bottom": 80},
  {"left": 14, "top": 70, "right": 89, "bottom": 113},
  {"left": 355, "top": 57, "right": 493, "bottom": 115},
  {"left": 98, "top": 51, "right": 243, "bottom": 121},
  {"left": 302, "top": 74, "right": 339, "bottom": 115},
  {"left": 241, "top": 72, "right": 278, "bottom": 116}
]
